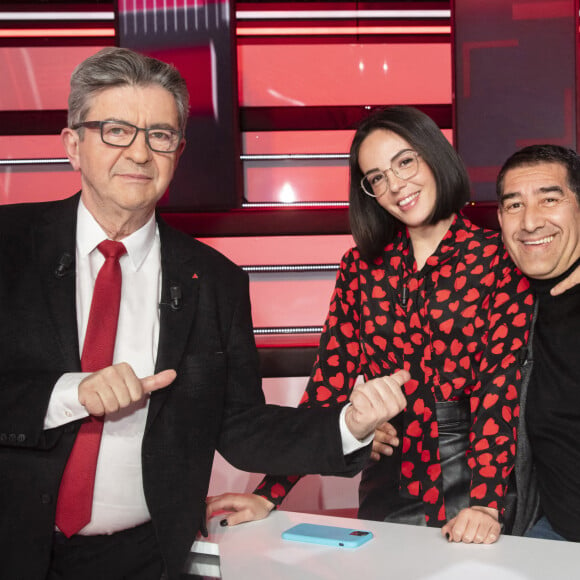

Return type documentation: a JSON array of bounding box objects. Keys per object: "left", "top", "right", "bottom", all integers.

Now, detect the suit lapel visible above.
[
  {"left": 37, "top": 195, "right": 81, "bottom": 369},
  {"left": 147, "top": 218, "right": 200, "bottom": 429},
  {"left": 34, "top": 199, "right": 202, "bottom": 424}
]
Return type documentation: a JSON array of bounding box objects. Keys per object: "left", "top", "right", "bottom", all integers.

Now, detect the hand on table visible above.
[
  {"left": 206, "top": 493, "right": 275, "bottom": 527},
  {"left": 79, "top": 363, "right": 176, "bottom": 415},
  {"left": 441, "top": 506, "right": 500, "bottom": 544}
]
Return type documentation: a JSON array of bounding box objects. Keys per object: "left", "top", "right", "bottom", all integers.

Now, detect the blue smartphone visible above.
[{"left": 281, "top": 523, "right": 373, "bottom": 548}]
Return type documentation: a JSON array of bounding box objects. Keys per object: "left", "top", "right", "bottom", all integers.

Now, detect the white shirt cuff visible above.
[
  {"left": 339, "top": 404, "right": 374, "bottom": 455},
  {"left": 44, "top": 373, "right": 90, "bottom": 429}
]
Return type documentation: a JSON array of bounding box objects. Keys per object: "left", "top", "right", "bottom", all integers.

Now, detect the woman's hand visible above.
[
  {"left": 441, "top": 506, "right": 500, "bottom": 544},
  {"left": 371, "top": 422, "right": 399, "bottom": 461},
  {"left": 206, "top": 493, "right": 275, "bottom": 527}
]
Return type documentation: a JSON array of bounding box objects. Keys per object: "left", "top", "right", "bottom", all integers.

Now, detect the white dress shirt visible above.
[{"left": 45, "top": 200, "right": 161, "bottom": 535}]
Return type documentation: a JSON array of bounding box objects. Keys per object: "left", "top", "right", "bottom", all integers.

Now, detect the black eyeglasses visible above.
[{"left": 73, "top": 120, "right": 182, "bottom": 153}]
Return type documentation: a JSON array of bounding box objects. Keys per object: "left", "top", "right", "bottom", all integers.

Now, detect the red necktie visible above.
[{"left": 55, "top": 240, "right": 127, "bottom": 537}]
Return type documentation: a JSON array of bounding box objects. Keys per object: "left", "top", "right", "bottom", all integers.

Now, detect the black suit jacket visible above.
[{"left": 0, "top": 194, "right": 368, "bottom": 579}]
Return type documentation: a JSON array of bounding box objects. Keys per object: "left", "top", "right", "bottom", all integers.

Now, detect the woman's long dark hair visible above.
[{"left": 349, "top": 106, "right": 471, "bottom": 261}]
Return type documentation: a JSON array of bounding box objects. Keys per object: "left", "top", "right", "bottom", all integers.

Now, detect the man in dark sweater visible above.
[{"left": 496, "top": 144, "right": 580, "bottom": 541}]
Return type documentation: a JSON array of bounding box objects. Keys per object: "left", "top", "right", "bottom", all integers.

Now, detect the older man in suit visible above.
[{"left": 0, "top": 48, "right": 409, "bottom": 579}]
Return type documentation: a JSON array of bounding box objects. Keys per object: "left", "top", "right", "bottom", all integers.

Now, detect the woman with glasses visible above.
[{"left": 207, "top": 106, "right": 534, "bottom": 544}]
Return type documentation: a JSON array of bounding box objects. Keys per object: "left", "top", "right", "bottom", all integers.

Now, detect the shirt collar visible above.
[
  {"left": 76, "top": 199, "right": 157, "bottom": 270},
  {"left": 394, "top": 213, "right": 464, "bottom": 271}
]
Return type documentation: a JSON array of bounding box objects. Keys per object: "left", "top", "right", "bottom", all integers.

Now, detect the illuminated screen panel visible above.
[
  {"left": 0, "top": 47, "right": 105, "bottom": 111},
  {"left": 243, "top": 130, "right": 351, "bottom": 203},
  {"left": 198, "top": 234, "right": 354, "bottom": 265},
  {"left": 263, "top": 377, "right": 310, "bottom": 404},
  {"left": 238, "top": 43, "right": 452, "bottom": 107},
  {"left": 0, "top": 134, "right": 65, "bottom": 158},
  {"left": 249, "top": 274, "right": 336, "bottom": 328},
  {"left": 243, "top": 129, "right": 354, "bottom": 154},
  {"left": 200, "top": 235, "right": 354, "bottom": 329},
  {"left": 1, "top": 168, "right": 80, "bottom": 205},
  {"left": 0, "top": 135, "right": 76, "bottom": 204},
  {"left": 244, "top": 160, "right": 349, "bottom": 203}
]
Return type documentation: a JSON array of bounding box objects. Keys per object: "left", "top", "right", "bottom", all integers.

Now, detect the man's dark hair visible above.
[
  {"left": 349, "top": 106, "right": 471, "bottom": 261},
  {"left": 496, "top": 144, "right": 580, "bottom": 203}
]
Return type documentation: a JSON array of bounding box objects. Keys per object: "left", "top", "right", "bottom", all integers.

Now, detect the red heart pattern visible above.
[{"left": 255, "top": 214, "right": 534, "bottom": 527}]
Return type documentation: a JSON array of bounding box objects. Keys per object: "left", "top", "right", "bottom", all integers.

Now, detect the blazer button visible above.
[{"left": 40, "top": 493, "right": 53, "bottom": 505}]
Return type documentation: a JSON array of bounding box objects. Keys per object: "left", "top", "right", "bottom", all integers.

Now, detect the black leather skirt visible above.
[{"left": 358, "top": 399, "right": 471, "bottom": 527}]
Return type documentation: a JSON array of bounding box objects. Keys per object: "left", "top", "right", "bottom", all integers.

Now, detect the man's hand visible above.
[
  {"left": 78, "top": 363, "right": 176, "bottom": 415},
  {"left": 345, "top": 370, "right": 409, "bottom": 441},
  {"left": 206, "top": 493, "right": 275, "bottom": 527},
  {"left": 551, "top": 263, "right": 580, "bottom": 296},
  {"left": 441, "top": 506, "right": 500, "bottom": 544},
  {"left": 371, "top": 422, "right": 400, "bottom": 461}
]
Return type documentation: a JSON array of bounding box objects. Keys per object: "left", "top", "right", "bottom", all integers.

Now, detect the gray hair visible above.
[{"left": 68, "top": 47, "right": 190, "bottom": 132}]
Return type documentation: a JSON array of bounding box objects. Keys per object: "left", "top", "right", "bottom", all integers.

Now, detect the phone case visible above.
[{"left": 281, "top": 523, "right": 373, "bottom": 548}]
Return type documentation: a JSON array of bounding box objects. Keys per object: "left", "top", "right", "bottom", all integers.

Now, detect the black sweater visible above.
[{"left": 526, "top": 258, "right": 580, "bottom": 540}]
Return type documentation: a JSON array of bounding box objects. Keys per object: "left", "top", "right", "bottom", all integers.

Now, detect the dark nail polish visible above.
[
  {"left": 220, "top": 519, "right": 228, "bottom": 527},
  {"left": 445, "top": 532, "right": 451, "bottom": 540}
]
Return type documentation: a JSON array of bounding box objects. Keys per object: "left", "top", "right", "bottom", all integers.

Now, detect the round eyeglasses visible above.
[
  {"left": 73, "top": 120, "right": 182, "bottom": 153},
  {"left": 360, "top": 150, "right": 421, "bottom": 198}
]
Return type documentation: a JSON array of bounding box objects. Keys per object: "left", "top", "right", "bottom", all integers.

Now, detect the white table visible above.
[{"left": 196, "top": 510, "right": 580, "bottom": 579}]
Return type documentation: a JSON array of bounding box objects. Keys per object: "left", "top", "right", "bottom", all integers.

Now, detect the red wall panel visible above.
[
  {"left": 0, "top": 47, "right": 104, "bottom": 111},
  {"left": 238, "top": 43, "right": 452, "bottom": 107}
]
